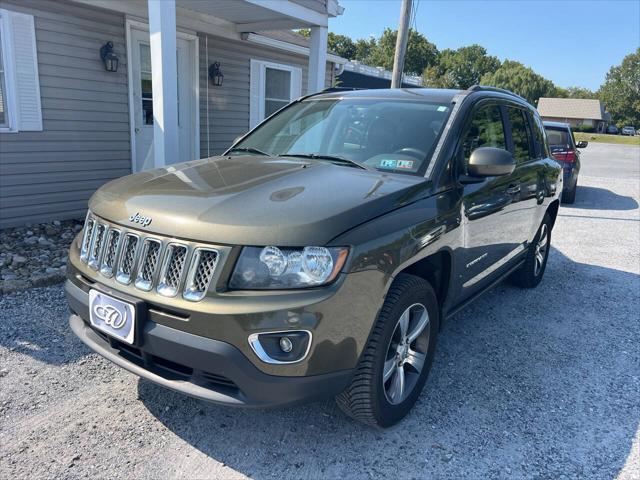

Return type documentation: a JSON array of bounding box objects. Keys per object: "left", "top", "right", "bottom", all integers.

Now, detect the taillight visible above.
[{"left": 552, "top": 150, "right": 576, "bottom": 162}]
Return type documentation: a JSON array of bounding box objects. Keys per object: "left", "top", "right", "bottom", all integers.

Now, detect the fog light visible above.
[
  {"left": 279, "top": 336, "right": 293, "bottom": 353},
  {"left": 248, "top": 330, "right": 312, "bottom": 364}
]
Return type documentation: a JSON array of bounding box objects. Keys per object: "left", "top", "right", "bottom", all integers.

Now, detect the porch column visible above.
[
  {"left": 148, "top": 0, "right": 178, "bottom": 168},
  {"left": 307, "top": 26, "right": 327, "bottom": 93}
]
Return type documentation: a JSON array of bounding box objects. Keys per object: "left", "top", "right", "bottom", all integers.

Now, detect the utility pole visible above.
[{"left": 391, "top": 0, "right": 412, "bottom": 88}]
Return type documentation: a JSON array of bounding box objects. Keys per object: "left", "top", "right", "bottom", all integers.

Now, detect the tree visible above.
[
  {"left": 367, "top": 28, "right": 438, "bottom": 75},
  {"left": 480, "top": 60, "right": 558, "bottom": 104},
  {"left": 327, "top": 32, "right": 357, "bottom": 60},
  {"left": 296, "top": 30, "right": 357, "bottom": 60},
  {"left": 354, "top": 37, "right": 377, "bottom": 63},
  {"left": 554, "top": 86, "right": 569, "bottom": 98},
  {"left": 564, "top": 86, "right": 598, "bottom": 99},
  {"left": 423, "top": 45, "right": 500, "bottom": 89},
  {"left": 598, "top": 48, "right": 640, "bottom": 127}
]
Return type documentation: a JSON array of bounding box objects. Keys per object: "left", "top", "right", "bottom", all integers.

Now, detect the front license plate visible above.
[{"left": 89, "top": 290, "right": 136, "bottom": 344}]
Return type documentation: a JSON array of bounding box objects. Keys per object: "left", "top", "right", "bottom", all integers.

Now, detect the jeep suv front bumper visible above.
[{"left": 66, "top": 279, "right": 353, "bottom": 407}]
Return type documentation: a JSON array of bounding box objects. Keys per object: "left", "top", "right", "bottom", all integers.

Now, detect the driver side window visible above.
[{"left": 461, "top": 103, "right": 506, "bottom": 165}]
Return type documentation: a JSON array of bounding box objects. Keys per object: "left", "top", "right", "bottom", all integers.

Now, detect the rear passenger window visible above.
[
  {"left": 507, "top": 107, "right": 533, "bottom": 163},
  {"left": 461, "top": 103, "right": 506, "bottom": 163},
  {"left": 531, "top": 114, "right": 548, "bottom": 158}
]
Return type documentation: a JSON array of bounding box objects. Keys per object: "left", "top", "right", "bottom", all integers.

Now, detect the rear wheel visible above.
[
  {"left": 509, "top": 213, "right": 552, "bottom": 288},
  {"left": 336, "top": 274, "right": 439, "bottom": 428}
]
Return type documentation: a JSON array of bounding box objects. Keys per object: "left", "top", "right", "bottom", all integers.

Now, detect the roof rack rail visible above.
[
  {"left": 322, "top": 87, "right": 363, "bottom": 93},
  {"left": 298, "top": 86, "right": 363, "bottom": 102},
  {"left": 466, "top": 85, "right": 528, "bottom": 103}
]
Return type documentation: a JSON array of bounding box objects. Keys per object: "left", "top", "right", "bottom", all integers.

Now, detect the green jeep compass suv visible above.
[{"left": 66, "top": 86, "right": 561, "bottom": 427}]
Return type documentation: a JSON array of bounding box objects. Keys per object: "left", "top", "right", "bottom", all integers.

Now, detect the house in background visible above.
[
  {"left": 337, "top": 60, "right": 422, "bottom": 89},
  {"left": 0, "top": 0, "right": 345, "bottom": 228},
  {"left": 537, "top": 97, "right": 608, "bottom": 133}
]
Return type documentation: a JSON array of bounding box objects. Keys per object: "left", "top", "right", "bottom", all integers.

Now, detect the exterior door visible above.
[
  {"left": 503, "top": 104, "right": 541, "bottom": 243},
  {"left": 130, "top": 27, "right": 195, "bottom": 172},
  {"left": 457, "top": 101, "right": 526, "bottom": 300}
]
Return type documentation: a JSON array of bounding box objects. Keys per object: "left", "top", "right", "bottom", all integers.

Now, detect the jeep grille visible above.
[
  {"left": 116, "top": 233, "right": 139, "bottom": 285},
  {"left": 79, "top": 213, "right": 219, "bottom": 301},
  {"left": 100, "top": 229, "right": 121, "bottom": 278},
  {"left": 134, "top": 239, "right": 161, "bottom": 291},
  {"left": 88, "top": 223, "right": 107, "bottom": 270},
  {"left": 157, "top": 244, "right": 187, "bottom": 297},
  {"left": 183, "top": 249, "right": 219, "bottom": 301},
  {"left": 79, "top": 216, "right": 95, "bottom": 262}
]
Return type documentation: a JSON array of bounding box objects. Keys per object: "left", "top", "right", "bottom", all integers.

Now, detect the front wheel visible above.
[
  {"left": 336, "top": 274, "right": 439, "bottom": 428},
  {"left": 509, "top": 213, "right": 552, "bottom": 288}
]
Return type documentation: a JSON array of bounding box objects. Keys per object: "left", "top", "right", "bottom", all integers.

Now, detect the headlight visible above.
[{"left": 229, "top": 246, "right": 348, "bottom": 289}]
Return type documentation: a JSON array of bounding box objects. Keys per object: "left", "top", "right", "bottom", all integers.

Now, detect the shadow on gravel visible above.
[
  {"left": 0, "top": 286, "right": 90, "bottom": 365},
  {"left": 138, "top": 248, "right": 640, "bottom": 479},
  {"left": 572, "top": 185, "right": 639, "bottom": 211}
]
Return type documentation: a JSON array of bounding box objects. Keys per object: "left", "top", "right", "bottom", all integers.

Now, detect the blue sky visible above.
[{"left": 329, "top": 0, "right": 640, "bottom": 90}]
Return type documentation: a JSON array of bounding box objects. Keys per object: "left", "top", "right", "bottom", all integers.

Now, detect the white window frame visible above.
[
  {"left": 0, "top": 8, "right": 42, "bottom": 133},
  {"left": 0, "top": 9, "right": 18, "bottom": 133},
  {"left": 250, "top": 59, "right": 301, "bottom": 129}
]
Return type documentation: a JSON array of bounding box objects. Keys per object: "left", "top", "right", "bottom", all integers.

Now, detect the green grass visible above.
[{"left": 574, "top": 132, "right": 640, "bottom": 146}]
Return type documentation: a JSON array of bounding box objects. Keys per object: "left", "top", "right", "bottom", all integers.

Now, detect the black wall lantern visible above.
[
  {"left": 100, "top": 41, "right": 119, "bottom": 72},
  {"left": 208, "top": 62, "right": 224, "bottom": 87}
]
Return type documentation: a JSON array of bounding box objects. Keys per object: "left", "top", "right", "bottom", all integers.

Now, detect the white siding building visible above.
[{"left": 0, "top": 0, "right": 345, "bottom": 227}]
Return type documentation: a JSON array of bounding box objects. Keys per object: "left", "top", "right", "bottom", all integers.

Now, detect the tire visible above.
[
  {"left": 336, "top": 274, "right": 439, "bottom": 428},
  {"left": 562, "top": 181, "right": 577, "bottom": 204},
  {"left": 509, "top": 213, "right": 552, "bottom": 288}
]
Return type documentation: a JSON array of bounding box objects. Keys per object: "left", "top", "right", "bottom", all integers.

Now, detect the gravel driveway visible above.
[{"left": 1, "top": 144, "right": 638, "bottom": 480}]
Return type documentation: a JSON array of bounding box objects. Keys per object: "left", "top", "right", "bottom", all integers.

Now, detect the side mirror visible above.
[
  {"left": 576, "top": 141, "right": 588, "bottom": 148},
  {"left": 467, "top": 147, "right": 516, "bottom": 177}
]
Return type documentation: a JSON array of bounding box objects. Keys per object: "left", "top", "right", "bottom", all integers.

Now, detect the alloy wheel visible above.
[
  {"left": 534, "top": 223, "right": 549, "bottom": 277},
  {"left": 382, "top": 303, "right": 430, "bottom": 405}
]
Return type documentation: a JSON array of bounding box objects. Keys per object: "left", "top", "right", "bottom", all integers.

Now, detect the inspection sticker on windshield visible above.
[
  {"left": 397, "top": 160, "right": 414, "bottom": 170},
  {"left": 437, "top": 106, "right": 448, "bottom": 112},
  {"left": 379, "top": 159, "right": 415, "bottom": 170},
  {"left": 379, "top": 159, "right": 398, "bottom": 169}
]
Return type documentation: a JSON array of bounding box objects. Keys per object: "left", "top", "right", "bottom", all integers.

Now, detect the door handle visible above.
[
  {"left": 506, "top": 184, "right": 521, "bottom": 195},
  {"left": 135, "top": 127, "right": 141, "bottom": 133}
]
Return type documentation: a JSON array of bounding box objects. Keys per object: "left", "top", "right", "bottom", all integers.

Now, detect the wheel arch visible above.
[
  {"left": 397, "top": 249, "right": 452, "bottom": 324},
  {"left": 547, "top": 199, "right": 560, "bottom": 229}
]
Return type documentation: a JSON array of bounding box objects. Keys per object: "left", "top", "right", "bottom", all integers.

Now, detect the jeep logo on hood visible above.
[{"left": 128, "top": 212, "right": 152, "bottom": 227}]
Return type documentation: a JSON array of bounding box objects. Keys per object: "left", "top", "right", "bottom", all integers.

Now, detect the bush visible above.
[{"left": 574, "top": 124, "right": 595, "bottom": 133}]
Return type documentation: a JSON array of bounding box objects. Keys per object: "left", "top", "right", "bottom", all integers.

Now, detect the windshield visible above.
[{"left": 230, "top": 98, "right": 451, "bottom": 175}]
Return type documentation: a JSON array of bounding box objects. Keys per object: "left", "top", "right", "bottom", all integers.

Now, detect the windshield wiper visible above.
[
  {"left": 227, "top": 147, "right": 272, "bottom": 156},
  {"left": 281, "top": 153, "right": 368, "bottom": 170}
]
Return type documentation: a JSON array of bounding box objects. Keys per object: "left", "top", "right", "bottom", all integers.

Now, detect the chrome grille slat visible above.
[
  {"left": 100, "top": 229, "right": 121, "bottom": 277},
  {"left": 183, "top": 249, "right": 218, "bottom": 301},
  {"left": 157, "top": 244, "right": 188, "bottom": 297},
  {"left": 116, "top": 233, "right": 140, "bottom": 285},
  {"left": 79, "top": 213, "right": 219, "bottom": 301},
  {"left": 80, "top": 216, "right": 95, "bottom": 262},
  {"left": 135, "top": 239, "right": 162, "bottom": 291},
  {"left": 88, "top": 223, "right": 107, "bottom": 270}
]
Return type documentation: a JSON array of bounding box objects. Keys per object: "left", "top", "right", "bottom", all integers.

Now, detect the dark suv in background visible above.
[
  {"left": 67, "top": 86, "right": 561, "bottom": 427},
  {"left": 543, "top": 121, "right": 586, "bottom": 203},
  {"left": 607, "top": 124, "right": 619, "bottom": 135}
]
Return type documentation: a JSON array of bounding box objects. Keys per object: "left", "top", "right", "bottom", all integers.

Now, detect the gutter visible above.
[{"left": 242, "top": 33, "right": 347, "bottom": 65}]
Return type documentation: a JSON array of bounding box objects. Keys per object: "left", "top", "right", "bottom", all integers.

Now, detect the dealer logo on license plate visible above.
[{"left": 89, "top": 290, "right": 136, "bottom": 344}]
